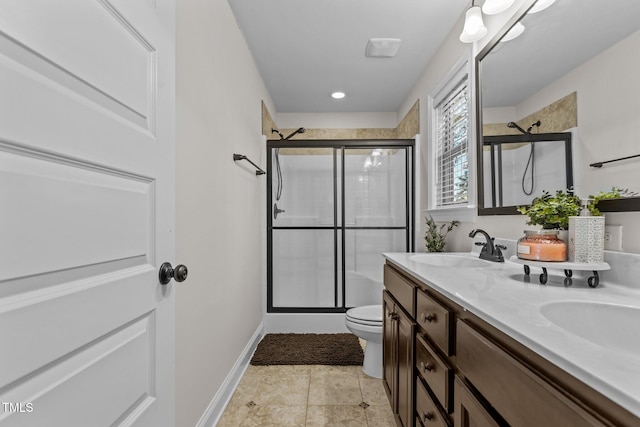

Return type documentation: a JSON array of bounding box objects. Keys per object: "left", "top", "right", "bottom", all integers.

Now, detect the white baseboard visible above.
[
  {"left": 195, "top": 323, "right": 264, "bottom": 427},
  {"left": 264, "top": 313, "right": 349, "bottom": 333}
]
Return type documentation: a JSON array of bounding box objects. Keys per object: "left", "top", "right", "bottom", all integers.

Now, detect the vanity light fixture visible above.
[
  {"left": 482, "top": 0, "right": 515, "bottom": 15},
  {"left": 460, "top": 1, "right": 488, "bottom": 43},
  {"left": 500, "top": 22, "right": 525, "bottom": 42},
  {"left": 528, "top": 0, "right": 556, "bottom": 14},
  {"left": 330, "top": 91, "right": 346, "bottom": 99}
]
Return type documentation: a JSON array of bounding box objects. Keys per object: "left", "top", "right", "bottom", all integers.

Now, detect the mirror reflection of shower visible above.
[
  {"left": 507, "top": 120, "right": 541, "bottom": 196},
  {"left": 483, "top": 130, "right": 572, "bottom": 208}
]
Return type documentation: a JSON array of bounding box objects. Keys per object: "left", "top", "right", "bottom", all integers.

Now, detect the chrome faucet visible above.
[{"left": 469, "top": 229, "right": 505, "bottom": 262}]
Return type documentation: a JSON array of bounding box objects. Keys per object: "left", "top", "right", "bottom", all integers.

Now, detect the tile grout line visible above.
[
  {"left": 358, "top": 371, "right": 369, "bottom": 427},
  {"left": 304, "top": 366, "right": 311, "bottom": 426}
]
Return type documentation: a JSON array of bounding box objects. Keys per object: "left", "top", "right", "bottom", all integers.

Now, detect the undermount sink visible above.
[
  {"left": 409, "top": 253, "right": 491, "bottom": 268},
  {"left": 540, "top": 301, "right": 640, "bottom": 354}
]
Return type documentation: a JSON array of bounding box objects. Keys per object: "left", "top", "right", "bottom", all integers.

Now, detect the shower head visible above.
[
  {"left": 284, "top": 127, "right": 306, "bottom": 140},
  {"left": 507, "top": 122, "right": 528, "bottom": 134},
  {"left": 507, "top": 120, "right": 542, "bottom": 134}
]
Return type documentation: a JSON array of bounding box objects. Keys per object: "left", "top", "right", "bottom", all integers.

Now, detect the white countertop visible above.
[{"left": 383, "top": 251, "right": 640, "bottom": 419}]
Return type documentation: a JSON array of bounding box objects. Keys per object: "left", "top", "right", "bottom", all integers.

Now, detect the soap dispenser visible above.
[{"left": 568, "top": 199, "right": 605, "bottom": 263}]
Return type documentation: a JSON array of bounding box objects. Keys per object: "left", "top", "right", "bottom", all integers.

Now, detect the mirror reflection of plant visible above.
[
  {"left": 518, "top": 187, "right": 636, "bottom": 229},
  {"left": 425, "top": 215, "right": 459, "bottom": 252},
  {"left": 588, "top": 187, "right": 638, "bottom": 216}
]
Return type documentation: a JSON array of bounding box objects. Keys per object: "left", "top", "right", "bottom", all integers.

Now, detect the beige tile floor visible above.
[{"left": 217, "top": 364, "right": 397, "bottom": 427}]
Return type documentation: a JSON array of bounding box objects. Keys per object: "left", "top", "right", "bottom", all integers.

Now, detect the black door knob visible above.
[{"left": 159, "top": 262, "right": 188, "bottom": 285}]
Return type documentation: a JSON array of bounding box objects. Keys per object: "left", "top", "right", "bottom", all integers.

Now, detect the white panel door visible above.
[{"left": 0, "top": 1, "right": 176, "bottom": 426}]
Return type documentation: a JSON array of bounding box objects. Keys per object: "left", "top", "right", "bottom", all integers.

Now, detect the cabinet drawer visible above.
[
  {"left": 454, "top": 377, "right": 502, "bottom": 427},
  {"left": 416, "top": 334, "right": 452, "bottom": 413},
  {"left": 457, "top": 320, "right": 607, "bottom": 427},
  {"left": 384, "top": 265, "right": 415, "bottom": 318},
  {"left": 416, "top": 289, "right": 451, "bottom": 355},
  {"left": 416, "top": 377, "right": 450, "bottom": 427}
]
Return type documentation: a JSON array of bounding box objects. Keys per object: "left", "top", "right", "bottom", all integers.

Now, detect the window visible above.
[
  {"left": 427, "top": 54, "right": 476, "bottom": 222},
  {"left": 435, "top": 78, "right": 469, "bottom": 206}
]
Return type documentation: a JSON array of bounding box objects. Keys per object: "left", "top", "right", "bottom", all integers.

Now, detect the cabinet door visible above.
[
  {"left": 454, "top": 378, "right": 502, "bottom": 427},
  {"left": 383, "top": 291, "right": 397, "bottom": 409},
  {"left": 397, "top": 307, "right": 415, "bottom": 427}
]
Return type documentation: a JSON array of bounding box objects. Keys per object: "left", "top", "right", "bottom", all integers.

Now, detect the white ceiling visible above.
[{"left": 227, "top": 0, "right": 469, "bottom": 113}]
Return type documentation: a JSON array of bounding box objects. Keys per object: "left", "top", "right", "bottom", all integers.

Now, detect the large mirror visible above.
[{"left": 477, "top": 0, "right": 640, "bottom": 215}]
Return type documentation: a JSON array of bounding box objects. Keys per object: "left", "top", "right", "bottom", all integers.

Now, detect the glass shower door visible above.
[
  {"left": 343, "top": 148, "right": 411, "bottom": 307},
  {"left": 269, "top": 147, "right": 341, "bottom": 309},
  {"left": 267, "top": 142, "right": 413, "bottom": 312}
]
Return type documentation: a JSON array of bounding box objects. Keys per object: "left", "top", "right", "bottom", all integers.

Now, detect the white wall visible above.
[{"left": 175, "top": 0, "right": 274, "bottom": 425}]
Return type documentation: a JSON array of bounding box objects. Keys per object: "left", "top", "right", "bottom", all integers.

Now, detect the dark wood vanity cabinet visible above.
[
  {"left": 383, "top": 261, "right": 640, "bottom": 427},
  {"left": 383, "top": 268, "right": 416, "bottom": 427}
]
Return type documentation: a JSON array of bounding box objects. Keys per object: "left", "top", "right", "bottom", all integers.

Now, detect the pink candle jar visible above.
[{"left": 517, "top": 230, "right": 567, "bottom": 262}]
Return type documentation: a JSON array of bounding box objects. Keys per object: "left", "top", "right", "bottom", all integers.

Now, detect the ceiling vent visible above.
[{"left": 365, "top": 38, "right": 401, "bottom": 58}]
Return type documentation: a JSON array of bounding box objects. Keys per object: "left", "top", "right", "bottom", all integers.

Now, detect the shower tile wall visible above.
[{"left": 272, "top": 148, "right": 408, "bottom": 309}]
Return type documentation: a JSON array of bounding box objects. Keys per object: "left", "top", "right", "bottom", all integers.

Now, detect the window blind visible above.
[{"left": 435, "top": 77, "right": 469, "bottom": 207}]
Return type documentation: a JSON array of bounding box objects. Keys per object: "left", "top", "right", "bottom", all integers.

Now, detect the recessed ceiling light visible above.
[
  {"left": 528, "top": 0, "right": 556, "bottom": 14},
  {"left": 331, "top": 91, "right": 346, "bottom": 99},
  {"left": 365, "top": 38, "right": 401, "bottom": 58}
]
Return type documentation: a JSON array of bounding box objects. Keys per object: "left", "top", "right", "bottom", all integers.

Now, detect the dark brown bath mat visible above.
[{"left": 250, "top": 333, "right": 364, "bottom": 366}]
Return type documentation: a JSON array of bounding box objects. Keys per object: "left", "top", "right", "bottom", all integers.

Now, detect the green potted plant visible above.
[
  {"left": 424, "top": 215, "right": 459, "bottom": 252},
  {"left": 517, "top": 190, "right": 581, "bottom": 230},
  {"left": 517, "top": 187, "right": 635, "bottom": 229}
]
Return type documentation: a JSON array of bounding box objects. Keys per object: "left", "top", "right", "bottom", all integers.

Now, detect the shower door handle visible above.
[{"left": 274, "top": 203, "right": 286, "bottom": 219}]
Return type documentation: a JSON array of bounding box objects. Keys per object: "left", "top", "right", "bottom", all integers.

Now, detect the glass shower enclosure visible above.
[{"left": 267, "top": 140, "right": 414, "bottom": 313}]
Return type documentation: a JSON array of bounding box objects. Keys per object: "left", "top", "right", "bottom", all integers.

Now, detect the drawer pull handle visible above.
[
  {"left": 420, "top": 361, "right": 435, "bottom": 373},
  {"left": 388, "top": 312, "right": 398, "bottom": 320},
  {"left": 421, "top": 312, "right": 436, "bottom": 323},
  {"left": 423, "top": 411, "right": 435, "bottom": 422}
]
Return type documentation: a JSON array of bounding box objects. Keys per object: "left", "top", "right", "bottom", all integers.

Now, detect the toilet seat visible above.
[
  {"left": 346, "top": 317, "right": 382, "bottom": 327},
  {"left": 346, "top": 305, "right": 382, "bottom": 326}
]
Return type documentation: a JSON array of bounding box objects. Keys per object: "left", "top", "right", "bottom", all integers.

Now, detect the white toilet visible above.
[{"left": 345, "top": 304, "right": 383, "bottom": 379}]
